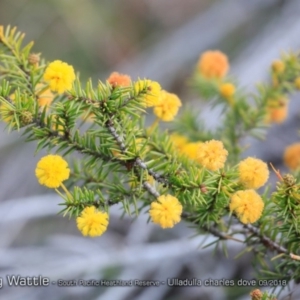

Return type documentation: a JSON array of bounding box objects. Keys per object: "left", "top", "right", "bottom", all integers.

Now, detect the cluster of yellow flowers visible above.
[
  {"left": 34, "top": 51, "right": 274, "bottom": 237},
  {"left": 197, "top": 50, "right": 236, "bottom": 105},
  {"left": 170, "top": 136, "right": 268, "bottom": 224},
  {"left": 0, "top": 59, "right": 74, "bottom": 123},
  {"left": 170, "top": 136, "right": 268, "bottom": 225},
  {"left": 43, "top": 59, "right": 183, "bottom": 123},
  {"left": 195, "top": 50, "right": 289, "bottom": 224},
  {"left": 133, "top": 79, "right": 182, "bottom": 122},
  {"left": 31, "top": 61, "right": 186, "bottom": 236},
  {"left": 154, "top": 90, "right": 182, "bottom": 122},
  {"left": 230, "top": 157, "right": 269, "bottom": 224},
  {"left": 35, "top": 154, "right": 110, "bottom": 237},
  {"left": 35, "top": 153, "right": 184, "bottom": 235},
  {"left": 4, "top": 25, "right": 300, "bottom": 257},
  {"left": 170, "top": 135, "right": 228, "bottom": 171}
]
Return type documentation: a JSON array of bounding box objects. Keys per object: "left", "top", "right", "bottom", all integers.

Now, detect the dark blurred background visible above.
[{"left": 1, "top": 0, "right": 300, "bottom": 299}]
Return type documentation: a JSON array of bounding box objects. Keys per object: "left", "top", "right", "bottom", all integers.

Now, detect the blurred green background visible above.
[{"left": 1, "top": 0, "right": 209, "bottom": 87}]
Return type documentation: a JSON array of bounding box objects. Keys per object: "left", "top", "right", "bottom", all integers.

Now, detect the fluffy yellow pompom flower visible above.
[
  {"left": 153, "top": 90, "right": 182, "bottom": 121},
  {"left": 107, "top": 71, "right": 131, "bottom": 88},
  {"left": 35, "top": 155, "right": 70, "bottom": 188},
  {"left": 229, "top": 190, "right": 264, "bottom": 224},
  {"left": 149, "top": 194, "right": 183, "bottom": 229},
  {"left": 238, "top": 157, "right": 269, "bottom": 189},
  {"left": 197, "top": 140, "right": 228, "bottom": 171},
  {"left": 43, "top": 60, "right": 75, "bottom": 94},
  {"left": 134, "top": 79, "right": 161, "bottom": 107},
  {"left": 76, "top": 206, "right": 109, "bottom": 237},
  {"left": 283, "top": 143, "right": 300, "bottom": 171},
  {"left": 219, "top": 82, "right": 235, "bottom": 102},
  {"left": 198, "top": 50, "right": 229, "bottom": 79}
]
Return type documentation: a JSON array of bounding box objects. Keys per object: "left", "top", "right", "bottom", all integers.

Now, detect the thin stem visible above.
[
  {"left": 244, "top": 223, "right": 288, "bottom": 255},
  {"left": 147, "top": 117, "right": 160, "bottom": 135},
  {"left": 60, "top": 182, "right": 73, "bottom": 201}
]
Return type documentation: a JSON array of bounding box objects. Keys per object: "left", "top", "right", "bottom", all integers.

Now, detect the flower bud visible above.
[
  {"left": 20, "top": 111, "right": 33, "bottom": 125},
  {"left": 28, "top": 53, "right": 40, "bottom": 66},
  {"left": 250, "top": 289, "right": 263, "bottom": 300}
]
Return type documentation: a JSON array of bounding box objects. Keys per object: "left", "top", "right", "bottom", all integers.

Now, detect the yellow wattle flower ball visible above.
[
  {"left": 197, "top": 50, "right": 229, "bottom": 79},
  {"left": 43, "top": 60, "right": 76, "bottom": 94},
  {"left": 107, "top": 71, "right": 131, "bottom": 88},
  {"left": 219, "top": 83, "right": 235, "bottom": 99},
  {"left": 283, "top": 143, "right": 300, "bottom": 171},
  {"left": 229, "top": 189, "right": 264, "bottom": 224},
  {"left": 134, "top": 79, "right": 161, "bottom": 107},
  {"left": 238, "top": 157, "right": 269, "bottom": 189},
  {"left": 35, "top": 155, "right": 70, "bottom": 188},
  {"left": 197, "top": 140, "right": 228, "bottom": 171},
  {"left": 153, "top": 90, "right": 182, "bottom": 121},
  {"left": 76, "top": 206, "right": 109, "bottom": 237},
  {"left": 149, "top": 194, "right": 182, "bottom": 229}
]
